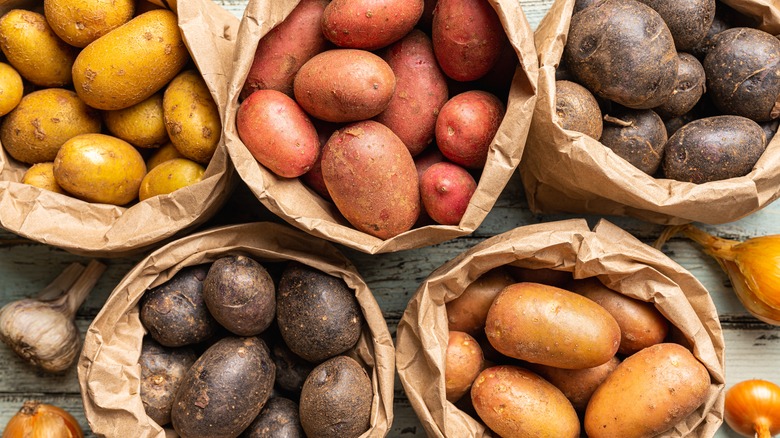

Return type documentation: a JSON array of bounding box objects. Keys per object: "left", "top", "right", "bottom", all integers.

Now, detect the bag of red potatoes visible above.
[
  {"left": 0, "top": 0, "right": 238, "bottom": 257},
  {"left": 519, "top": 0, "right": 780, "bottom": 225},
  {"left": 77, "top": 222, "right": 395, "bottom": 437},
  {"left": 396, "top": 219, "right": 725, "bottom": 437},
  {"left": 224, "top": 0, "right": 538, "bottom": 254}
]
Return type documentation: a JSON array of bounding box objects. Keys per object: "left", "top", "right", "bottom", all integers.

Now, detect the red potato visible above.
[
  {"left": 301, "top": 120, "right": 340, "bottom": 200},
  {"left": 445, "top": 331, "right": 484, "bottom": 402},
  {"left": 294, "top": 49, "right": 396, "bottom": 123},
  {"left": 321, "top": 0, "right": 424, "bottom": 50},
  {"left": 432, "top": 0, "right": 505, "bottom": 81},
  {"left": 237, "top": 89, "right": 320, "bottom": 178},
  {"left": 240, "top": 0, "right": 329, "bottom": 99},
  {"left": 435, "top": 90, "right": 505, "bottom": 169},
  {"left": 414, "top": 147, "right": 445, "bottom": 181},
  {"left": 420, "top": 162, "right": 476, "bottom": 225},
  {"left": 376, "top": 30, "right": 449, "bottom": 156},
  {"left": 321, "top": 120, "right": 420, "bottom": 239}
]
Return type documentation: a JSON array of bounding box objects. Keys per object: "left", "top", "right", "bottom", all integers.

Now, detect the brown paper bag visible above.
[
  {"left": 0, "top": 0, "right": 239, "bottom": 257},
  {"left": 77, "top": 222, "right": 395, "bottom": 437},
  {"left": 519, "top": 0, "right": 780, "bottom": 225},
  {"left": 223, "top": 0, "right": 538, "bottom": 254},
  {"left": 396, "top": 219, "right": 725, "bottom": 437}
]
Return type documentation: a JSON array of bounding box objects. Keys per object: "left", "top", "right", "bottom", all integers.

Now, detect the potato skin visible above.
[
  {"left": 146, "top": 142, "right": 185, "bottom": 171},
  {"left": 299, "top": 355, "right": 372, "bottom": 438},
  {"left": 376, "top": 30, "right": 448, "bottom": 156},
  {"left": 432, "top": 0, "right": 505, "bottom": 81},
  {"left": 446, "top": 267, "right": 515, "bottom": 336},
  {"left": 53, "top": 133, "right": 147, "bottom": 205},
  {"left": 44, "top": 0, "right": 136, "bottom": 47},
  {"left": 271, "top": 342, "right": 315, "bottom": 396},
  {"left": 0, "top": 9, "right": 77, "bottom": 87},
  {"left": 485, "top": 282, "right": 621, "bottom": 369},
  {"left": 420, "top": 162, "right": 476, "bottom": 225},
  {"left": 533, "top": 356, "right": 620, "bottom": 411},
  {"left": 0, "top": 62, "right": 23, "bottom": 117},
  {"left": 445, "top": 331, "right": 484, "bottom": 402},
  {"left": 276, "top": 262, "right": 363, "bottom": 363},
  {"left": 654, "top": 53, "right": 706, "bottom": 119},
  {"left": 321, "top": 0, "right": 424, "bottom": 50},
  {"left": 471, "top": 365, "right": 580, "bottom": 438},
  {"left": 104, "top": 92, "right": 169, "bottom": 148},
  {"left": 241, "top": 397, "right": 304, "bottom": 438},
  {"left": 139, "top": 158, "right": 205, "bottom": 201},
  {"left": 636, "top": 0, "right": 715, "bottom": 51},
  {"left": 139, "top": 338, "right": 197, "bottom": 427},
  {"left": 564, "top": 0, "right": 678, "bottom": 109},
  {"left": 202, "top": 255, "right": 276, "bottom": 337},
  {"left": 662, "top": 115, "right": 766, "bottom": 183},
  {"left": 1, "top": 88, "right": 102, "bottom": 164},
  {"left": 294, "top": 49, "right": 396, "bottom": 123},
  {"left": 322, "top": 120, "right": 420, "bottom": 239},
  {"left": 584, "top": 343, "right": 711, "bottom": 438},
  {"left": 555, "top": 80, "right": 603, "bottom": 140},
  {"left": 164, "top": 70, "right": 221, "bottom": 164},
  {"left": 172, "top": 337, "right": 276, "bottom": 438},
  {"left": 22, "top": 163, "right": 65, "bottom": 194},
  {"left": 703, "top": 27, "right": 780, "bottom": 122},
  {"left": 435, "top": 90, "right": 505, "bottom": 169},
  {"left": 240, "top": 0, "right": 328, "bottom": 99},
  {"left": 601, "top": 107, "right": 667, "bottom": 175},
  {"left": 72, "top": 9, "right": 189, "bottom": 110},
  {"left": 237, "top": 89, "right": 320, "bottom": 178},
  {"left": 570, "top": 278, "right": 669, "bottom": 355}
]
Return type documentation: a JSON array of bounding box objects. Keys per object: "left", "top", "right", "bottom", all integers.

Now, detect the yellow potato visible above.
[
  {"left": 72, "top": 9, "right": 189, "bottom": 110},
  {"left": 0, "top": 9, "right": 78, "bottom": 87},
  {"left": 104, "top": 92, "right": 168, "bottom": 148},
  {"left": 445, "top": 330, "right": 484, "bottom": 403},
  {"left": 1, "top": 88, "right": 102, "bottom": 164},
  {"left": 53, "top": 133, "right": 146, "bottom": 205},
  {"left": 21, "top": 162, "right": 66, "bottom": 194},
  {"left": 163, "top": 70, "right": 221, "bottom": 164},
  {"left": 0, "top": 62, "right": 23, "bottom": 116},
  {"left": 146, "top": 142, "right": 184, "bottom": 171},
  {"left": 44, "top": 0, "right": 136, "bottom": 47},
  {"left": 138, "top": 158, "right": 205, "bottom": 201}
]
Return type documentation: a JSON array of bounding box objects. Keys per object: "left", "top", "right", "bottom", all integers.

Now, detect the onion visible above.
[
  {"left": 725, "top": 379, "right": 780, "bottom": 438},
  {"left": 1, "top": 400, "right": 83, "bottom": 438}
]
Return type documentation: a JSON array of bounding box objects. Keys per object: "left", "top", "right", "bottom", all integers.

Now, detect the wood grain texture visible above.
[{"left": 0, "top": 0, "right": 778, "bottom": 437}]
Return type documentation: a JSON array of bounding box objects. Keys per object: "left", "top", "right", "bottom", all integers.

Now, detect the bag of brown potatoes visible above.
[
  {"left": 0, "top": 0, "right": 238, "bottom": 257},
  {"left": 519, "top": 0, "right": 780, "bottom": 225},
  {"left": 396, "top": 219, "right": 725, "bottom": 437},
  {"left": 223, "top": 0, "right": 538, "bottom": 254},
  {"left": 78, "top": 222, "right": 395, "bottom": 437}
]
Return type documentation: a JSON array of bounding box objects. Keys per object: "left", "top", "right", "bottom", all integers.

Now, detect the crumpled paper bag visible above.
[
  {"left": 519, "top": 0, "right": 780, "bottom": 225},
  {"left": 0, "top": 0, "right": 239, "bottom": 257},
  {"left": 223, "top": 0, "right": 538, "bottom": 253},
  {"left": 78, "top": 222, "right": 395, "bottom": 437},
  {"left": 396, "top": 219, "right": 725, "bottom": 437}
]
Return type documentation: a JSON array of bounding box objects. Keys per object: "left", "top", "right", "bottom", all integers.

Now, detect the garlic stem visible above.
[
  {"left": 60, "top": 260, "right": 106, "bottom": 318},
  {"left": 35, "top": 263, "right": 85, "bottom": 301}
]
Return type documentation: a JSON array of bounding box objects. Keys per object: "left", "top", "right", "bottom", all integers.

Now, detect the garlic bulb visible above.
[{"left": 0, "top": 260, "right": 106, "bottom": 373}]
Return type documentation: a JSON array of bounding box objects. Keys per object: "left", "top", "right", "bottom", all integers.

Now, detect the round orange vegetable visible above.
[{"left": 725, "top": 379, "right": 780, "bottom": 438}]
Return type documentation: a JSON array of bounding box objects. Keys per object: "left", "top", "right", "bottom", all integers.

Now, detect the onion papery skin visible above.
[{"left": 725, "top": 379, "right": 780, "bottom": 438}]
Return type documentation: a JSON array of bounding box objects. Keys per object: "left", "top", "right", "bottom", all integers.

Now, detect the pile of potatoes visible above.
[
  {"left": 556, "top": 0, "right": 780, "bottom": 183},
  {"left": 137, "top": 255, "right": 372, "bottom": 438},
  {"left": 235, "top": 0, "right": 516, "bottom": 239},
  {"left": 0, "top": 0, "right": 221, "bottom": 206},
  {"left": 444, "top": 267, "right": 712, "bottom": 437}
]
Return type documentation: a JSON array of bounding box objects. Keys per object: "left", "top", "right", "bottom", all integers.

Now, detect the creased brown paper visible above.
[
  {"left": 223, "top": 0, "right": 538, "bottom": 254},
  {"left": 0, "top": 0, "right": 239, "bottom": 257},
  {"left": 77, "top": 222, "right": 395, "bottom": 437},
  {"left": 396, "top": 219, "right": 725, "bottom": 438},
  {"left": 519, "top": 0, "right": 780, "bottom": 225}
]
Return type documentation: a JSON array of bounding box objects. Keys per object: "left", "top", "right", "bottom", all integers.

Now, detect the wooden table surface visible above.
[{"left": 1, "top": 1, "right": 779, "bottom": 437}]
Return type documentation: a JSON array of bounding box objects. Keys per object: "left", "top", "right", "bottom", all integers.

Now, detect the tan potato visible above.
[
  {"left": 44, "top": 0, "right": 136, "bottom": 47},
  {"left": 446, "top": 267, "right": 515, "bottom": 336},
  {"left": 570, "top": 278, "right": 669, "bottom": 355},
  {"left": 584, "top": 343, "right": 711, "bottom": 438},
  {"left": 53, "top": 133, "right": 147, "bottom": 205},
  {"left": 293, "top": 49, "right": 396, "bottom": 123},
  {"left": 138, "top": 158, "right": 205, "bottom": 201},
  {"left": 146, "top": 142, "right": 184, "bottom": 172},
  {"left": 321, "top": 120, "right": 420, "bottom": 239},
  {"left": 0, "top": 9, "right": 77, "bottom": 87},
  {"left": 445, "top": 331, "right": 484, "bottom": 403},
  {"left": 104, "top": 92, "right": 168, "bottom": 148},
  {"left": 471, "top": 365, "right": 580, "bottom": 438},
  {"left": 21, "top": 162, "right": 65, "bottom": 194},
  {"left": 533, "top": 356, "right": 621, "bottom": 411},
  {"left": 1, "top": 88, "right": 102, "bottom": 164},
  {"left": 164, "top": 70, "right": 221, "bottom": 164},
  {"left": 72, "top": 9, "right": 189, "bottom": 110},
  {"left": 0, "top": 62, "right": 23, "bottom": 116},
  {"left": 321, "top": 0, "right": 423, "bottom": 50},
  {"left": 485, "top": 282, "right": 621, "bottom": 369}
]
